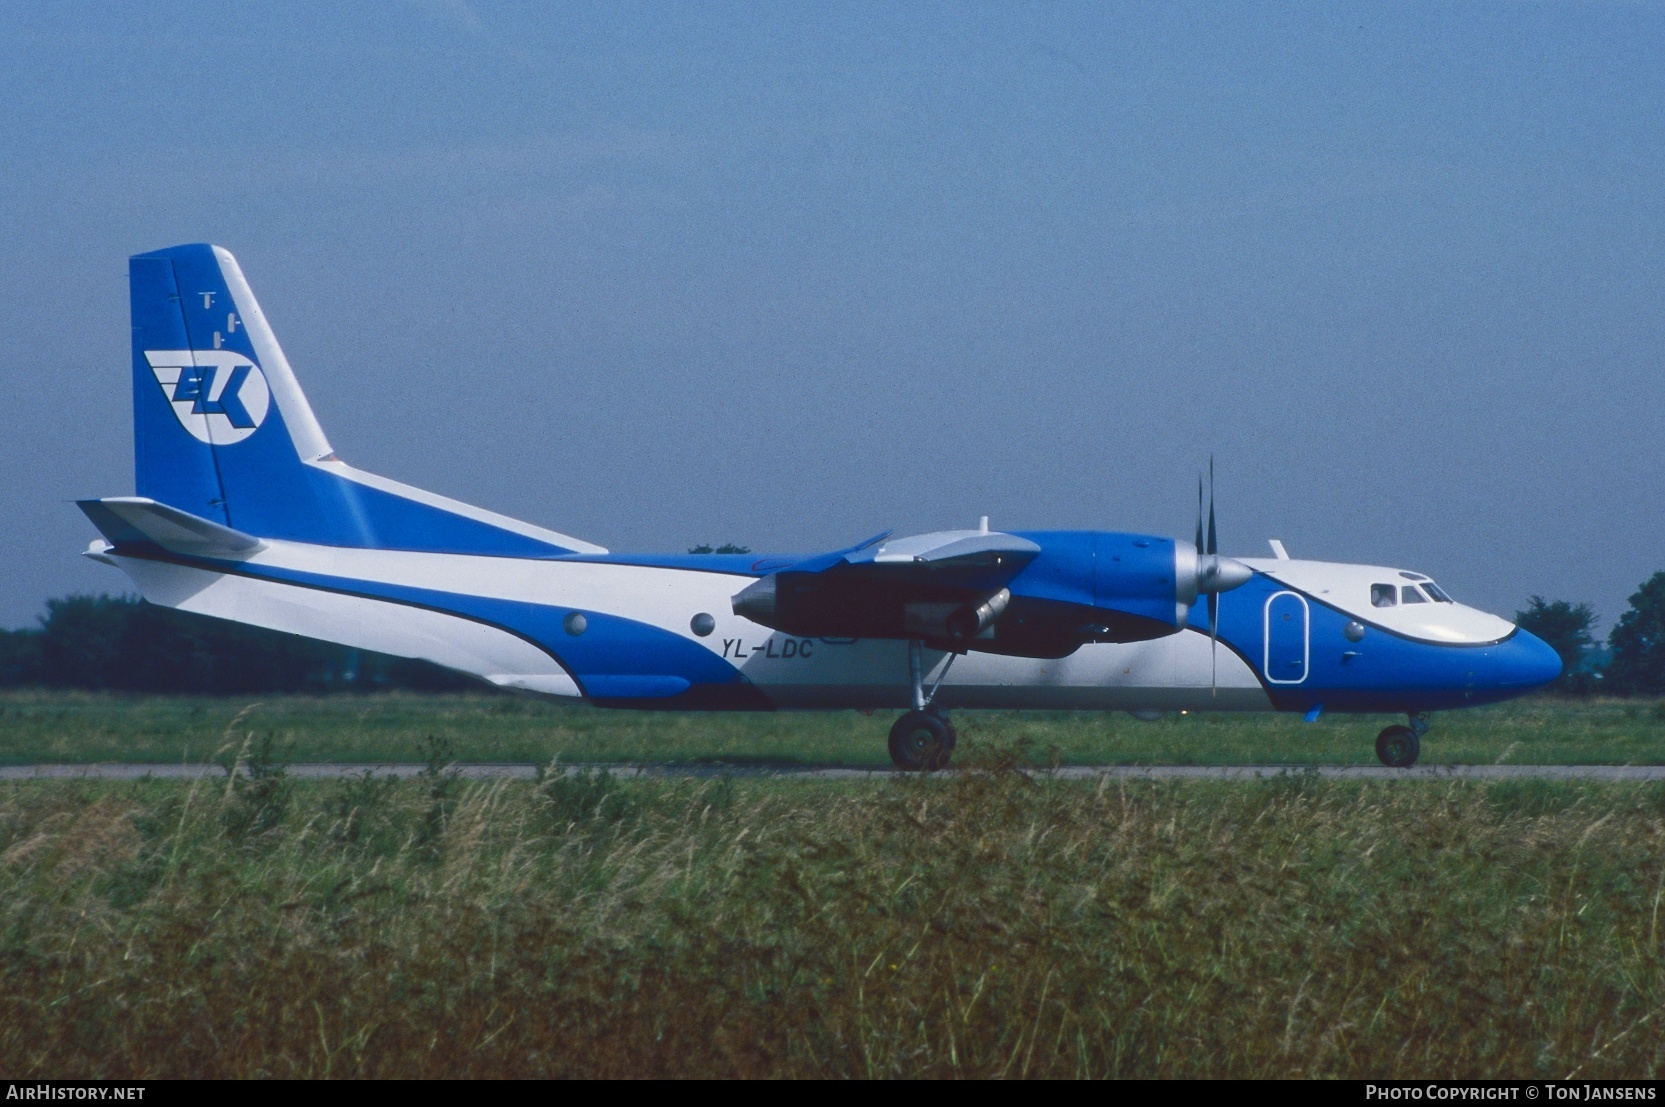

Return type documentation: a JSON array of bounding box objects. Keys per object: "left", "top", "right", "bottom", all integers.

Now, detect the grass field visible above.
[
  {"left": 1, "top": 690, "right": 1663, "bottom": 766},
  {"left": 3, "top": 759, "right": 1665, "bottom": 1078},
  {"left": 3, "top": 697, "right": 1665, "bottom": 1077}
]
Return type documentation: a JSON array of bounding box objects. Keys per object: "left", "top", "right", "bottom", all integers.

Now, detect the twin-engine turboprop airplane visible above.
[{"left": 77, "top": 244, "right": 1562, "bottom": 769}]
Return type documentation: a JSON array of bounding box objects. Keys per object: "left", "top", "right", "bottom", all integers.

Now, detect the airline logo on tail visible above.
[{"left": 144, "top": 350, "right": 271, "bottom": 444}]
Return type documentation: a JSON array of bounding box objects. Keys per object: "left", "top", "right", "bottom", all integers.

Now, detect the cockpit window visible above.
[
  {"left": 1371, "top": 584, "right": 1397, "bottom": 608},
  {"left": 1422, "top": 582, "right": 1453, "bottom": 603},
  {"left": 1399, "top": 571, "right": 1429, "bottom": 582},
  {"left": 1401, "top": 585, "right": 1429, "bottom": 604}
]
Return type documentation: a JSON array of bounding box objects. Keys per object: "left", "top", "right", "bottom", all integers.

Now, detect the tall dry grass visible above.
[{"left": 2, "top": 757, "right": 1664, "bottom": 1077}]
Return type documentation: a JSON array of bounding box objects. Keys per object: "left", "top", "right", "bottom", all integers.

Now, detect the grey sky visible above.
[{"left": 2, "top": 1, "right": 1661, "bottom": 632}]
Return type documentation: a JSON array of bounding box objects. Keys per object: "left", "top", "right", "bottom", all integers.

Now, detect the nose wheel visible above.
[{"left": 887, "top": 639, "right": 959, "bottom": 771}]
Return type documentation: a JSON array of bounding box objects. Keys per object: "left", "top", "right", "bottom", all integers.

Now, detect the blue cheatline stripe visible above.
[{"left": 124, "top": 550, "right": 752, "bottom": 700}]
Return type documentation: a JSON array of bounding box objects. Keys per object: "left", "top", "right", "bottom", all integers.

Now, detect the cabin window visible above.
[
  {"left": 1371, "top": 584, "right": 1397, "bottom": 607},
  {"left": 1423, "top": 582, "right": 1454, "bottom": 603},
  {"left": 1401, "top": 585, "right": 1429, "bottom": 604}
]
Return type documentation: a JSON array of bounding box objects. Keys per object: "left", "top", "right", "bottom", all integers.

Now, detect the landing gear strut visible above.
[
  {"left": 1375, "top": 712, "right": 1431, "bottom": 768},
  {"left": 888, "top": 640, "right": 958, "bottom": 771}
]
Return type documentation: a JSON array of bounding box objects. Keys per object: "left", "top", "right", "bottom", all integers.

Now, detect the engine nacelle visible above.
[
  {"left": 733, "top": 573, "right": 1014, "bottom": 648},
  {"left": 730, "top": 530, "right": 1254, "bottom": 660},
  {"left": 969, "top": 532, "right": 1253, "bottom": 656}
]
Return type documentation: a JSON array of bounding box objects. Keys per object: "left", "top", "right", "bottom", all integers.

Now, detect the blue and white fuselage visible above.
[
  {"left": 87, "top": 528, "right": 1558, "bottom": 716},
  {"left": 79, "top": 245, "right": 1560, "bottom": 766}
]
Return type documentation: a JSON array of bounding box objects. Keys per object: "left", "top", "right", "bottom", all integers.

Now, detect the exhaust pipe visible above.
[{"left": 945, "top": 587, "right": 1010, "bottom": 641}]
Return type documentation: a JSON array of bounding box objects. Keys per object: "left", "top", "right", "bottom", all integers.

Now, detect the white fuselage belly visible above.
[
  {"left": 731, "top": 635, "right": 1269, "bottom": 711},
  {"left": 107, "top": 541, "right": 1274, "bottom": 712}
]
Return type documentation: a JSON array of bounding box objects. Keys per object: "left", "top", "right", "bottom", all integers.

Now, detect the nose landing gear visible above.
[
  {"left": 888, "top": 640, "right": 959, "bottom": 771},
  {"left": 1375, "top": 711, "right": 1431, "bottom": 768}
]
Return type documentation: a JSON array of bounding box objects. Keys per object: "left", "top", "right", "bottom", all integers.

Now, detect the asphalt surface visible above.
[{"left": 3, "top": 763, "right": 1665, "bottom": 781}]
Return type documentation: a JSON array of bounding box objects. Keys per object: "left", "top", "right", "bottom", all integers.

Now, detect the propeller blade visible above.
[
  {"left": 1195, "top": 476, "right": 1204, "bottom": 553},
  {"left": 1208, "top": 457, "right": 1218, "bottom": 695},
  {"left": 1209, "top": 591, "right": 1219, "bottom": 697},
  {"left": 1206, "top": 456, "right": 1217, "bottom": 557}
]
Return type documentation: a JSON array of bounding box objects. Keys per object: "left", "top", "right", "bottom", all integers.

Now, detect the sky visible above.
[{"left": 1, "top": 1, "right": 1662, "bottom": 634}]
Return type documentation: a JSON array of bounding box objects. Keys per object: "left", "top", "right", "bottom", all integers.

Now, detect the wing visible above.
[{"left": 731, "top": 528, "right": 1040, "bottom": 646}]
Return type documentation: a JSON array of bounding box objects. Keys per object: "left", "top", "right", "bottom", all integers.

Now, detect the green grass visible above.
[
  {"left": 1, "top": 690, "right": 1663, "bottom": 766},
  {"left": 3, "top": 764, "right": 1665, "bottom": 1077}
]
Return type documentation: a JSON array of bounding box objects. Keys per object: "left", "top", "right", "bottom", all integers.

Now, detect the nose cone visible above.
[{"left": 1498, "top": 628, "right": 1563, "bottom": 690}]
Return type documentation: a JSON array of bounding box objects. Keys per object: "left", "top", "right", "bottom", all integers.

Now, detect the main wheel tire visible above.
[
  {"left": 888, "top": 710, "right": 956, "bottom": 771},
  {"left": 1375, "top": 724, "right": 1421, "bottom": 768}
]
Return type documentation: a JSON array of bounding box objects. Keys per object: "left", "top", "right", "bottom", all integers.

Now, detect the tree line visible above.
[
  {"left": 1, "top": 568, "right": 1661, "bottom": 696},
  {"left": 1503, "top": 571, "right": 1663, "bottom": 695},
  {"left": 0, "top": 595, "right": 473, "bottom": 694}
]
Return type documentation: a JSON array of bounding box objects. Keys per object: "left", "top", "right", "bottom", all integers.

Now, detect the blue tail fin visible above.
[{"left": 129, "top": 245, "right": 604, "bottom": 556}]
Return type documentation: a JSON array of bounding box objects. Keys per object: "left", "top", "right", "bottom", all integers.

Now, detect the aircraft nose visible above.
[{"left": 1497, "top": 628, "right": 1563, "bottom": 690}]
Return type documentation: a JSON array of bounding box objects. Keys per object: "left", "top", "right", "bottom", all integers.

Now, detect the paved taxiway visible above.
[{"left": 3, "top": 763, "right": 1665, "bottom": 781}]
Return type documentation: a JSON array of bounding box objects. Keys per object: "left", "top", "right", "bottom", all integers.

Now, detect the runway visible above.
[{"left": 4, "top": 763, "right": 1665, "bottom": 781}]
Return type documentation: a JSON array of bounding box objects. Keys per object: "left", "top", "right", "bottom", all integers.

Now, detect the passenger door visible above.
[{"left": 1263, "top": 591, "right": 1309, "bottom": 685}]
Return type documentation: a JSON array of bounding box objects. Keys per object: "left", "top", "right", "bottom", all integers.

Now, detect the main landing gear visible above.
[
  {"left": 888, "top": 640, "right": 958, "bottom": 771},
  {"left": 1375, "top": 712, "right": 1432, "bottom": 768}
]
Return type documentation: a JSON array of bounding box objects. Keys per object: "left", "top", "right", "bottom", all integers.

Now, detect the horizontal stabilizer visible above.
[{"left": 78, "top": 497, "right": 266, "bottom": 559}]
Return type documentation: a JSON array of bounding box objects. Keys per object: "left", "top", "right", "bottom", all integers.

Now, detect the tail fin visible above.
[{"left": 129, "top": 245, "right": 603, "bottom": 556}]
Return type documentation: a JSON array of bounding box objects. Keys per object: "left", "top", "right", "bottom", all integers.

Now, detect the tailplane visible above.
[{"left": 127, "top": 244, "right": 602, "bottom": 555}]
